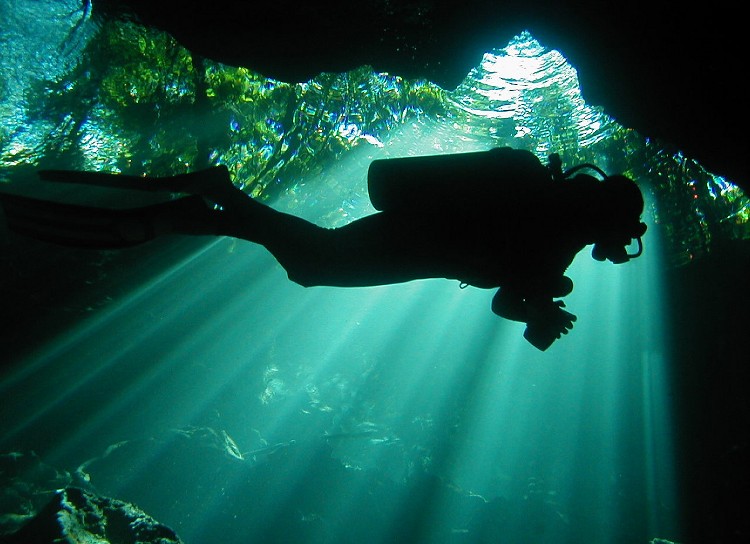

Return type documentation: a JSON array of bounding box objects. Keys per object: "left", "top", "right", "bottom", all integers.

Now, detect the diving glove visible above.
[{"left": 523, "top": 300, "right": 577, "bottom": 351}]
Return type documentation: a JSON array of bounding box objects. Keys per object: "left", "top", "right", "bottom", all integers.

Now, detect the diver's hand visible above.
[{"left": 523, "top": 300, "right": 577, "bottom": 351}]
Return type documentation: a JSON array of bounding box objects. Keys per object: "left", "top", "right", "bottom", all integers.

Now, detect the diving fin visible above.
[
  {"left": 38, "top": 165, "right": 233, "bottom": 201},
  {"left": 0, "top": 192, "right": 216, "bottom": 249}
]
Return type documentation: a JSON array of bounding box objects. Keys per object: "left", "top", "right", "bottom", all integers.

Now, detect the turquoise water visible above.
[{"left": 1, "top": 1, "right": 747, "bottom": 542}]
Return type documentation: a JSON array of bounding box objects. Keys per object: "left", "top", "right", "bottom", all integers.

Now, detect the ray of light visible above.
[{"left": 0, "top": 27, "right": 684, "bottom": 542}]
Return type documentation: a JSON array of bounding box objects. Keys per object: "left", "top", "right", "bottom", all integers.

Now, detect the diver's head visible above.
[{"left": 590, "top": 174, "right": 648, "bottom": 264}]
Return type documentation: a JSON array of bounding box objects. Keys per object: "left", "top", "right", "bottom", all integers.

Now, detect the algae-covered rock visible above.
[{"left": 2, "top": 487, "right": 182, "bottom": 544}]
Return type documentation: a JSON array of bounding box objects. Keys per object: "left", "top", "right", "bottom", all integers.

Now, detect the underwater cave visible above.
[{"left": 0, "top": 1, "right": 747, "bottom": 543}]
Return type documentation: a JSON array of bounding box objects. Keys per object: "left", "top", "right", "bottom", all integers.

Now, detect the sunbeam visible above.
[
  {"left": 0, "top": 10, "right": 713, "bottom": 542},
  {"left": 0, "top": 117, "right": 680, "bottom": 544}
]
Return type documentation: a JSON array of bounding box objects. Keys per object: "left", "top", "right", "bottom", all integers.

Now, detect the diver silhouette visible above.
[{"left": 0, "top": 148, "right": 647, "bottom": 350}]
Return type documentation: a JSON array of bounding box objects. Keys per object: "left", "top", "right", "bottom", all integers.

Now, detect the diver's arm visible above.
[
  {"left": 491, "top": 289, "right": 573, "bottom": 324},
  {"left": 491, "top": 273, "right": 574, "bottom": 321},
  {"left": 491, "top": 288, "right": 531, "bottom": 323}
]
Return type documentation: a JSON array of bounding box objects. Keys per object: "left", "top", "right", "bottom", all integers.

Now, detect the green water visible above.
[{"left": 1, "top": 1, "right": 747, "bottom": 542}]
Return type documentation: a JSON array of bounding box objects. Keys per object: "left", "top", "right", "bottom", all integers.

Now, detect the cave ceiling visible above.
[{"left": 95, "top": 1, "right": 747, "bottom": 192}]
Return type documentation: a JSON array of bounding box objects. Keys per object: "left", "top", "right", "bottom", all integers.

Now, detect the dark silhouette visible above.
[{"left": 0, "top": 148, "right": 647, "bottom": 350}]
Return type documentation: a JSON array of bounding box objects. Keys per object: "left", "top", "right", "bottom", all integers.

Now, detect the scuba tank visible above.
[
  {"left": 367, "top": 147, "right": 551, "bottom": 211},
  {"left": 368, "top": 147, "right": 647, "bottom": 264}
]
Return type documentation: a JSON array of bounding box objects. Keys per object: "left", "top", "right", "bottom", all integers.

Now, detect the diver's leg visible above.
[
  {"left": 214, "top": 195, "right": 422, "bottom": 287},
  {"left": 33, "top": 163, "right": 430, "bottom": 284},
  {"left": 212, "top": 198, "right": 356, "bottom": 286}
]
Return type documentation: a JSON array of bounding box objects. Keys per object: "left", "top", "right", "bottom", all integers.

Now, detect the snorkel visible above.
[{"left": 548, "top": 154, "right": 647, "bottom": 264}]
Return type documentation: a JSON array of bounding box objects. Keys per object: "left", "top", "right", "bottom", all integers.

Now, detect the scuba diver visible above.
[{"left": 0, "top": 147, "right": 647, "bottom": 350}]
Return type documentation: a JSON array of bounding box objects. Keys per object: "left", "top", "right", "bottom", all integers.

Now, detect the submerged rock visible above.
[
  {"left": 1, "top": 487, "right": 182, "bottom": 544},
  {"left": 0, "top": 451, "right": 182, "bottom": 544},
  {"left": 0, "top": 451, "right": 72, "bottom": 536}
]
